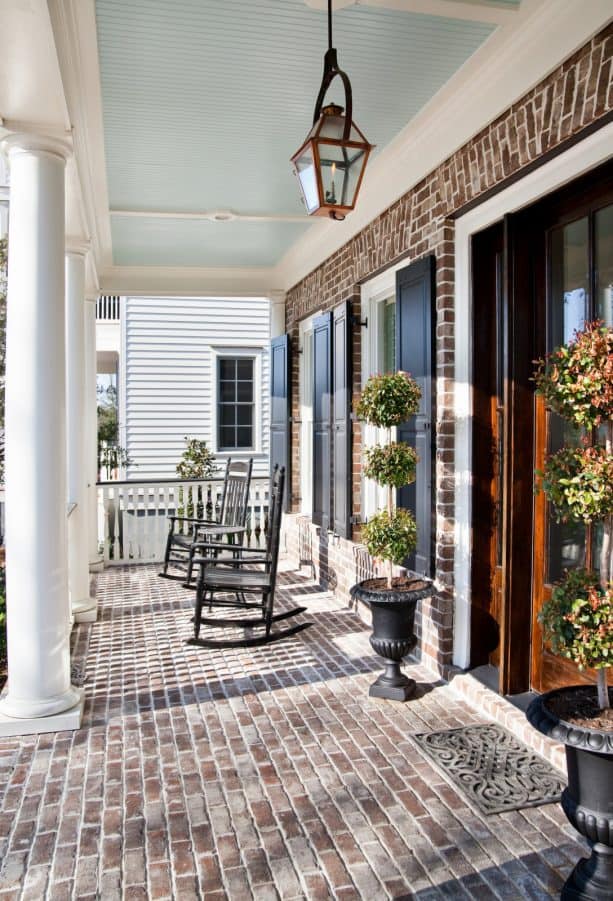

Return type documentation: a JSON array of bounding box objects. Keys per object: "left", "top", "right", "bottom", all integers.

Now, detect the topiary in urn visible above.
[
  {"left": 350, "top": 371, "right": 432, "bottom": 701},
  {"left": 526, "top": 322, "right": 613, "bottom": 901}
]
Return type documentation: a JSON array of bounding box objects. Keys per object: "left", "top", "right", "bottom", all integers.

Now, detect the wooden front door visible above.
[
  {"left": 471, "top": 222, "right": 505, "bottom": 671},
  {"left": 531, "top": 185, "right": 613, "bottom": 693}
]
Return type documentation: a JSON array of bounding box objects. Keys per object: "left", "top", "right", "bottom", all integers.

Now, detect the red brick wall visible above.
[{"left": 284, "top": 24, "right": 613, "bottom": 676}]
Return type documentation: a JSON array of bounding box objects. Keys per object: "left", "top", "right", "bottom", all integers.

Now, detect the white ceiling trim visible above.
[
  {"left": 47, "top": 0, "right": 113, "bottom": 275},
  {"left": 111, "top": 208, "right": 324, "bottom": 225},
  {"left": 99, "top": 265, "right": 280, "bottom": 298},
  {"left": 303, "top": 0, "right": 518, "bottom": 26},
  {"left": 273, "top": 0, "right": 613, "bottom": 292}
]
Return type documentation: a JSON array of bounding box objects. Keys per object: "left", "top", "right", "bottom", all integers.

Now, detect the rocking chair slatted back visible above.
[{"left": 219, "top": 458, "right": 253, "bottom": 528}]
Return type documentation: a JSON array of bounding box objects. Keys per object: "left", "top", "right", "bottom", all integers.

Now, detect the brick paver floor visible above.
[{"left": 0, "top": 562, "right": 586, "bottom": 900}]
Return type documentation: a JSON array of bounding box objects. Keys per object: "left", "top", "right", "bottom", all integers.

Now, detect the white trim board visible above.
[{"left": 452, "top": 121, "right": 613, "bottom": 670}]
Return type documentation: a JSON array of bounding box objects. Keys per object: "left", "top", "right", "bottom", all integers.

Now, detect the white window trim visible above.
[
  {"left": 210, "top": 345, "right": 264, "bottom": 456},
  {"left": 298, "top": 311, "right": 322, "bottom": 516},
  {"left": 453, "top": 121, "right": 613, "bottom": 671}
]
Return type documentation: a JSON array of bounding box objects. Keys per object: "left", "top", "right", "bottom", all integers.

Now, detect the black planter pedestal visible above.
[
  {"left": 527, "top": 689, "right": 613, "bottom": 901},
  {"left": 350, "top": 578, "right": 432, "bottom": 702}
]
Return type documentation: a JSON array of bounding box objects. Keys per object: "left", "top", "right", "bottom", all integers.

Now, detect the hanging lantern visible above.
[{"left": 291, "top": 2, "right": 374, "bottom": 221}]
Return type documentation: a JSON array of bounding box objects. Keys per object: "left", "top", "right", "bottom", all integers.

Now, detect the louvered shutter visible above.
[
  {"left": 396, "top": 256, "right": 435, "bottom": 577},
  {"left": 270, "top": 334, "right": 291, "bottom": 511},
  {"left": 312, "top": 312, "right": 332, "bottom": 529},
  {"left": 333, "top": 301, "right": 352, "bottom": 538}
]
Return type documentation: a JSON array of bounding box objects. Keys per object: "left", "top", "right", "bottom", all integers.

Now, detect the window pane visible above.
[
  {"left": 219, "top": 359, "right": 236, "bottom": 380},
  {"left": 236, "top": 381, "right": 253, "bottom": 402},
  {"left": 236, "top": 359, "right": 253, "bottom": 380},
  {"left": 219, "top": 381, "right": 235, "bottom": 402},
  {"left": 595, "top": 204, "right": 613, "bottom": 327},
  {"left": 219, "top": 427, "right": 235, "bottom": 449},
  {"left": 236, "top": 405, "right": 252, "bottom": 426},
  {"left": 237, "top": 427, "right": 252, "bottom": 448},
  {"left": 219, "top": 405, "right": 235, "bottom": 426},
  {"left": 383, "top": 301, "right": 396, "bottom": 373}
]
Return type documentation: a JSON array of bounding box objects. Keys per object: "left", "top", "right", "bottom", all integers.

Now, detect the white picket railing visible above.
[{"left": 97, "top": 477, "right": 270, "bottom": 565}]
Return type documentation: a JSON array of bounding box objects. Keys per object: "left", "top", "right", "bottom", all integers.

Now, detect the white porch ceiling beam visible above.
[
  {"left": 110, "top": 209, "right": 317, "bottom": 225},
  {"left": 303, "top": 0, "right": 519, "bottom": 26},
  {"left": 99, "top": 265, "right": 281, "bottom": 298}
]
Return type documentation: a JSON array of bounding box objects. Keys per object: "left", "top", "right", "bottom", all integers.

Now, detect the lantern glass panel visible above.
[
  {"left": 316, "top": 141, "right": 367, "bottom": 209},
  {"left": 294, "top": 145, "right": 319, "bottom": 213},
  {"left": 317, "top": 113, "right": 364, "bottom": 145}
]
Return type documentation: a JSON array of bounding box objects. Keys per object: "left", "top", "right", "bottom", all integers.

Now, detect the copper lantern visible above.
[{"left": 291, "top": 5, "right": 374, "bottom": 221}]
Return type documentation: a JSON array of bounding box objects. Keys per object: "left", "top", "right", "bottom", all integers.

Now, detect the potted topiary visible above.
[
  {"left": 526, "top": 321, "right": 613, "bottom": 901},
  {"left": 350, "top": 371, "right": 432, "bottom": 701}
]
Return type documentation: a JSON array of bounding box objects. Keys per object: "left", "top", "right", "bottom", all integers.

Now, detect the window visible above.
[{"left": 217, "top": 357, "right": 254, "bottom": 450}]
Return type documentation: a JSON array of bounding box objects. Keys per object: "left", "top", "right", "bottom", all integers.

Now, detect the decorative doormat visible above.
[{"left": 412, "top": 723, "right": 565, "bottom": 815}]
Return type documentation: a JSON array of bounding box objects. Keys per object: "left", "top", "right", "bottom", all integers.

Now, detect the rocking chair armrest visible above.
[
  {"left": 168, "top": 515, "right": 218, "bottom": 526},
  {"left": 190, "top": 540, "right": 256, "bottom": 554},
  {"left": 192, "top": 555, "right": 269, "bottom": 567}
]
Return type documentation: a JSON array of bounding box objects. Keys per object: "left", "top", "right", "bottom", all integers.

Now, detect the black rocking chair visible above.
[
  {"left": 160, "top": 457, "right": 253, "bottom": 585},
  {"left": 187, "top": 466, "right": 311, "bottom": 649}
]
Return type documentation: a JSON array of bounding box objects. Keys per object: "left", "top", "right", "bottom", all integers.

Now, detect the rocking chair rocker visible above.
[
  {"left": 160, "top": 457, "right": 253, "bottom": 585},
  {"left": 187, "top": 466, "right": 311, "bottom": 649}
]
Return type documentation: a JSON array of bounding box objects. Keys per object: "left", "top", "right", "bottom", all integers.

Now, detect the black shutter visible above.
[
  {"left": 312, "top": 312, "right": 332, "bottom": 529},
  {"left": 270, "top": 334, "right": 291, "bottom": 511},
  {"left": 396, "top": 255, "right": 435, "bottom": 577},
  {"left": 333, "top": 301, "right": 352, "bottom": 538}
]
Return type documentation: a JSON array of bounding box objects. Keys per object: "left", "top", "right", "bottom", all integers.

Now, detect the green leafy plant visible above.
[
  {"left": 362, "top": 508, "right": 418, "bottom": 567},
  {"left": 176, "top": 437, "right": 217, "bottom": 480},
  {"left": 539, "top": 569, "right": 612, "bottom": 672},
  {"left": 364, "top": 443, "right": 418, "bottom": 489},
  {"left": 535, "top": 321, "right": 612, "bottom": 711},
  {"left": 356, "top": 371, "right": 421, "bottom": 588},
  {"left": 537, "top": 445, "right": 613, "bottom": 523}
]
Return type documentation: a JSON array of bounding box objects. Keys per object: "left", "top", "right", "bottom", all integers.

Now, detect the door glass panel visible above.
[
  {"left": 383, "top": 301, "right": 396, "bottom": 373},
  {"left": 595, "top": 204, "right": 613, "bottom": 327},
  {"left": 550, "top": 217, "right": 589, "bottom": 346},
  {"left": 546, "top": 218, "right": 589, "bottom": 583}
]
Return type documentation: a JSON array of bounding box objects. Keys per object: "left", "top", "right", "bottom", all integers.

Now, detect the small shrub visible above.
[
  {"left": 539, "top": 569, "right": 612, "bottom": 673},
  {"left": 356, "top": 371, "right": 421, "bottom": 428},
  {"left": 537, "top": 445, "right": 613, "bottom": 523},
  {"left": 362, "top": 508, "right": 418, "bottom": 567},
  {"left": 176, "top": 437, "right": 217, "bottom": 480},
  {"left": 364, "top": 443, "right": 418, "bottom": 488}
]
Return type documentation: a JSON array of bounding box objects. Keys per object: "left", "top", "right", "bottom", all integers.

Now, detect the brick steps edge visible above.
[{"left": 448, "top": 671, "right": 567, "bottom": 775}]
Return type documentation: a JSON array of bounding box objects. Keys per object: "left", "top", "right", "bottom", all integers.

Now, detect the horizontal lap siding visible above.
[{"left": 123, "top": 296, "right": 270, "bottom": 479}]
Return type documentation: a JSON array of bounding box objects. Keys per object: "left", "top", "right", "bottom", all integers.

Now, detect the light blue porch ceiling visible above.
[{"left": 95, "top": 0, "right": 498, "bottom": 268}]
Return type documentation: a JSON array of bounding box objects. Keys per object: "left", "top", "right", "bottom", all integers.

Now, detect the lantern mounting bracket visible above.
[{"left": 312, "top": 0, "right": 353, "bottom": 141}]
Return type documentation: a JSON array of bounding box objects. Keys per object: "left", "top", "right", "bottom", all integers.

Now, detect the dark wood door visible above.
[
  {"left": 531, "top": 186, "right": 613, "bottom": 693},
  {"left": 470, "top": 223, "right": 505, "bottom": 670}
]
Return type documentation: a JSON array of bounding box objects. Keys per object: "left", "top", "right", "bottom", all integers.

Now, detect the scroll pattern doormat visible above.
[{"left": 412, "top": 723, "right": 565, "bottom": 815}]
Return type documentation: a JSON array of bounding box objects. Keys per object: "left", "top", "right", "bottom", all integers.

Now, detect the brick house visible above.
[{"left": 274, "top": 21, "right": 613, "bottom": 698}]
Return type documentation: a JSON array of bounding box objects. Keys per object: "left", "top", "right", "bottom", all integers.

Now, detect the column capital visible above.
[
  {"left": 1, "top": 132, "right": 72, "bottom": 163},
  {"left": 65, "top": 239, "right": 91, "bottom": 258}
]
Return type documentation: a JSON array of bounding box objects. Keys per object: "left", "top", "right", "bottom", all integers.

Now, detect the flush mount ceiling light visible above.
[{"left": 291, "top": 0, "right": 374, "bottom": 221}]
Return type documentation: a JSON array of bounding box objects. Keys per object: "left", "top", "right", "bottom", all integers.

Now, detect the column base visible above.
[
  {"left": 0, "top": 686, "right": 83, "bottom": 735},
  {"left": 72, "top": 596, "right": 98, "bottom": 623}
]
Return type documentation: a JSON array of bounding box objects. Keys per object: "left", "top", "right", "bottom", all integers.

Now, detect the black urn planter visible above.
[
  {"left": 527, "top": 688, "right": 613, "bottom": 901},
  {"left": 350, "top": 578, "right": 432, "bottom": 701}
]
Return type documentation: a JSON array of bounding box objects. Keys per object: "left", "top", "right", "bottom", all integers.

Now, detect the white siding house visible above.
[{"left": 117, "top": 296, "right": 271, "bottom": 479}]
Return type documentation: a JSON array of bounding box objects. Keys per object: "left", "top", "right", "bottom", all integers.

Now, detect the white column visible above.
[
  {"left": 269, "top": 291, "right": 286, "bottom": 338},
  {"left": 84, "top": 295, "right": 103, "bottom": 570},
  {"left": 0, "top": 134, "right": 82, "bottom": 734},
  {"left": 66, "top": 248, "right": 97, "bottom": 621}
]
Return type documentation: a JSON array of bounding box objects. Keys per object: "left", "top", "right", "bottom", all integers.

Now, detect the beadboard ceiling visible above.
[{"left": 95, "top": 0, "right": 501, "bottom": 268}]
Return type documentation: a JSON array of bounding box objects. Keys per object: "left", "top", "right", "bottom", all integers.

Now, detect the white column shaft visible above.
[
  {"left": 66, "top": 253, "right": 96, "bottom": 619},
  {"left": 0, "top": 136, "right": 80, "bottom": 720},
  {"left": 269, "top": 293, "right": 286, "bottom": 339},
  {"left": 84, "top": 298, "right": 102, "bottom": 568}
]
